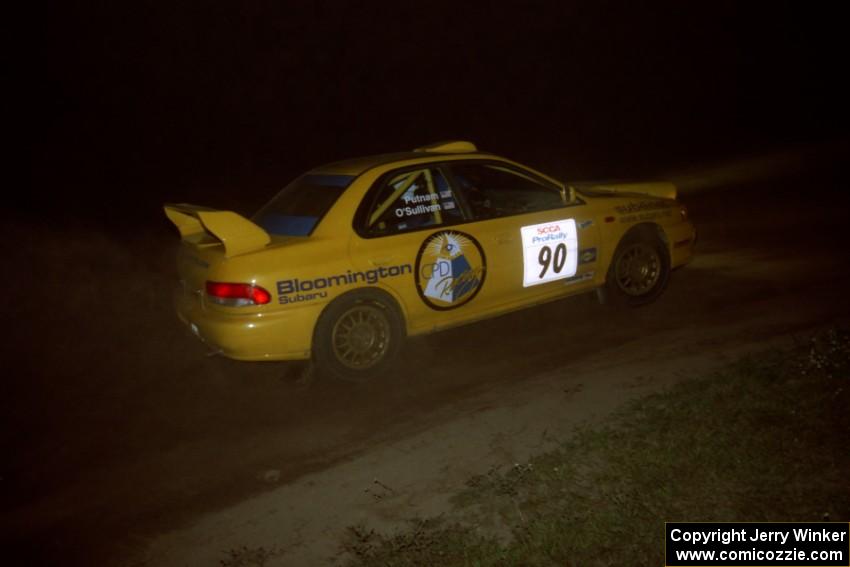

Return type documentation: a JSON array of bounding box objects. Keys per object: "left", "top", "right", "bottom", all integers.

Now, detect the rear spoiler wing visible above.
[{"left": 164, "top": 203, "right": 270, "bottom": 258}]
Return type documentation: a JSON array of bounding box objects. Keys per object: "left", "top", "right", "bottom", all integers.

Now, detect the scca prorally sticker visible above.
[
  {"left": 415, "top": 230, "right": 486, "bottom": 310},
  {"left": 521, "top": 219, "right": 578, "bottom": 287}
]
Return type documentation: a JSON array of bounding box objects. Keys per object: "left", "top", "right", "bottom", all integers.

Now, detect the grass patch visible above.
[{"left": 343, "top": 328, "right": 850, "bottom": 566}]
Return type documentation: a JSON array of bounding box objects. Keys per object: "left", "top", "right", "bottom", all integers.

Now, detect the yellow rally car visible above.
[{"left": 165, "top": 141, "right": 695, "bottom": 381}]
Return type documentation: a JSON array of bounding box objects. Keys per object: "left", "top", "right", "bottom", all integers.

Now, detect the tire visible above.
[
  {"left": 605, "top": 229, "right": 670, "bottom": 307},
  {"left": 312, "top": 289, "right": 405, "bottom": 382}
]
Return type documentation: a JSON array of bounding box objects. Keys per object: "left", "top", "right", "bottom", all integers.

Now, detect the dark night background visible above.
[
  {"left": 33, "top": 1, "right": 848, "bottom": 227},
  {"left": 9, "top": 2, "right": 850, "bottom": 565}
]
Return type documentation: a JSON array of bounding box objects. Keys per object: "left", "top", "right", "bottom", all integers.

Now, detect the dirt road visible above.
[{"left": 5, "top": 176, "right": 850, "bottom": 566}]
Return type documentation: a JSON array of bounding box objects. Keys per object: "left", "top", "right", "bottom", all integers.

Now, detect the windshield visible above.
[{"left": 252, "top": 174, "right": 354, "bottom": 236}]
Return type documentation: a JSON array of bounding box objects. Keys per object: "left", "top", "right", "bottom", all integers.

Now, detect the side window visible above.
[
  {"left": 450, "top": 163, "right": 564, "bottom": 220},
  {"left": 365, "top": 167, "right": 463, "bottom": 236}
]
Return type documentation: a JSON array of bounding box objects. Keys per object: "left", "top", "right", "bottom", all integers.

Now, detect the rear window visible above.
[{"left": 252, "top": 174, "right": 354, "bottom": 236}]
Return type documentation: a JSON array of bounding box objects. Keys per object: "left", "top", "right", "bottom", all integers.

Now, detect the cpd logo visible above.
[{"left": 414, "top": 230, "right": 486, "bottom": 311}]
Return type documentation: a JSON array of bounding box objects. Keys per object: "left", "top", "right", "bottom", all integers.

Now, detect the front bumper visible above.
[
  {"left": 668, "top": 220, "right": 697, "bottom": 268},
  {"left": 174, "top": 287, "right": 318, "bottom": 361}
]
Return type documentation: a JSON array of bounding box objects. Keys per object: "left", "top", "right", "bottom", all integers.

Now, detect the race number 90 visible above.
[
  {"left": 538, "top": 243, "right": 568, "bottom": 278},
  {"left": 521, "top": 219, "right": 578, "bottom": 287}
]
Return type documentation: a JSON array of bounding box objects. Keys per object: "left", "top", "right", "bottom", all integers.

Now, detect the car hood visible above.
[{"left": 572, "top": 181, "right": 677, "bottom": 200}]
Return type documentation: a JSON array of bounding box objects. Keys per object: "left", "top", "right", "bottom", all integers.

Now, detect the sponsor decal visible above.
[
  {"left": 520, "top": 219, "right": 579, "bottom": 287},
  {"left": 579, "top": 247, "right": 597, "bottom": 265},
  {"left": 415, "top": 230, "right": 486, "bottom": 310},
  {"left": 619, "top": 208, "right": 672, "bottom": 224},
  {"left": 276, "top": 265, "right": 412, "bottom": 305},
  {"left": 614, "top": 200, "right": 670, "bottom": 215},
  {"left": 279, "top": 291, "right": 327, "bottom": 305},
  {"left": 563, "top": 271, "right": 594, "bottom": 285}
]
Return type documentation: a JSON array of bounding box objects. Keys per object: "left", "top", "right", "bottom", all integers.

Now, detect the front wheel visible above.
[
  {"left": 606, "top": 231, "right": 670, "bottom": 307},
  {"left": 312, "top": 290, "right": 405, "bottom": 382}
]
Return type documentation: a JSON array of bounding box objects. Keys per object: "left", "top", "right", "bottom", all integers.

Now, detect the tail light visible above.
[{"left": 205, "top": 281, "right": 272, "bottom": 306}]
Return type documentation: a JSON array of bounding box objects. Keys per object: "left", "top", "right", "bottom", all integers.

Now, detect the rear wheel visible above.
[
  {"left": 312, "top": 290, "right": 404, "bottom": 382},
  {"left": 606, "top": 230, "right": 670, "bottom": 306}
]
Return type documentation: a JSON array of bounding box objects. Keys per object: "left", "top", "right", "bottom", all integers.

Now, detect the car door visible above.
[
  {"left": 445, "top": 161, "right": 601, "bottom": 310},
  {"left": 349, "top": 165, "right": 511, "bottom": 335}
]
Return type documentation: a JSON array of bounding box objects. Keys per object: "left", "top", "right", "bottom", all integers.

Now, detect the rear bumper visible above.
[{"left": 174, "top": 288, "right": 318, "bottom": 361}]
